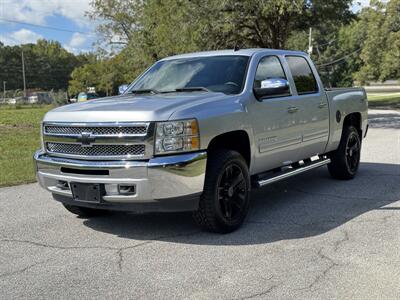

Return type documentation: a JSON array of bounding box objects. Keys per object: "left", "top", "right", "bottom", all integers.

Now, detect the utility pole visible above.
[
  {"left": 308, "top": 27, "right": 313, "bottom": 56},
  {"left": 3, "top": 81, "right": 6, "bottom": 101},
  {"left": 21, "top": 50, "right": 26, "bottom": 97}
]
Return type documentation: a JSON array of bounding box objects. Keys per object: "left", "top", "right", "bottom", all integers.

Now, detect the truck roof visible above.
[{"left": 161, "top": 48, "right": 307, "bottom": 61}]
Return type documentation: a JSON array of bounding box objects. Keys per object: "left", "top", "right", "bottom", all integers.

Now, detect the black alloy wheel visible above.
[
  {"left": 345, "top": 131, "right": 361, "bottom": 174},
  {"left": 193, "top": 149, "right": 251, "bottom": 233},
  {"left": 217, "top": 163, "right": 247, "bottom": 224},
  {"left": 328, "top": 125, "right": 361, "bottom": 180}
]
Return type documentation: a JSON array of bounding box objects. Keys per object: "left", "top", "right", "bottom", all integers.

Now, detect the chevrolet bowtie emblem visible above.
[{"left": 77, "top": 132, "right": 95, "bottom": 147}]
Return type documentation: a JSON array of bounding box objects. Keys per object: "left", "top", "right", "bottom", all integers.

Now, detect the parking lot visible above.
[{"left": 0, "top": 109, "right": 399, "bottom": 299}]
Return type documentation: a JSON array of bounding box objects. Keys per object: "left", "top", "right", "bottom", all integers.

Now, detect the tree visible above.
[
  {"left": 68, "top": 55, "right": 126, "bottom": 96},
  {"left": 0, "top": 43, "right": 24, "bottom": 91},
  {"left": 286, "top": 0, "right": 400, "bottom": 87},
  {"left": 68, "top": 64, "right": 96, "bottom": 96},
  {"left": 0, "top": 40, "right": 87, "bottom": 91},
  {"left": 87, "top": 0, "right": 355, "bottom": 87},
  {"left": 379, "top": 0, "right": 400, "bottom": 81},
  {"left": 355, "top": 0, "right": 400, "bottom": 83},
  {"left": 88, "top": 0, "right": 144, "bottom": 47},
  {"left": 312, "top": 17, "right": 367, "bottom": 87},
  {"left": 29, "top": 40, "right": 79, "bottom": 90},
  {"left": 90, "top": 0, "right": 354, "bottom": 50}
]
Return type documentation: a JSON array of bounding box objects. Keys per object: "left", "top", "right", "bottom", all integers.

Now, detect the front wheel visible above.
[
  {"left": 328, "top": 126, "right": 361, "bottom": 180},
  {"left": 193, "top": 149, "right": 251, "bottom": 233}
]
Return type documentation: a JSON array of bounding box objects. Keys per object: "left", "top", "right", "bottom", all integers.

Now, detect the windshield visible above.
[{"left": 128, "top": 55, "right": 249, "bottom": 95}]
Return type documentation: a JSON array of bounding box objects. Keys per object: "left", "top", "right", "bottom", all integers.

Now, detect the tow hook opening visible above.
[
  {"left": 56, "top": 180, "right": 70, "bottom": 190},
  {"left": 118, "top": 184, "right": 136, "bottom": 195}
]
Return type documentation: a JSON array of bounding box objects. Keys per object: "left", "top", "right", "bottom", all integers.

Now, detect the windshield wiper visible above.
[
  {"left": 130, "top": 89, "right": 159, "bottom": 95},
  {"left": 160, "top": 87, "right": 210, "bottom": 94},
  {"left": 175, "top": 87, "right": 210, "bottom": 92}
]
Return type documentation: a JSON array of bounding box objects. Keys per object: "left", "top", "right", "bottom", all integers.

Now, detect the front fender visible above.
[{"left": 169, "top": 96, "right": 254, "bottom": 150}]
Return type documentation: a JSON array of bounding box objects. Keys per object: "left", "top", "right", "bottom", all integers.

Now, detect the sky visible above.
[
  {"left": 0, "top": 0, "right": 96, "bottom": 53},
  {"left": 0, "top": 0, "right": 373, "bottom": 54}
]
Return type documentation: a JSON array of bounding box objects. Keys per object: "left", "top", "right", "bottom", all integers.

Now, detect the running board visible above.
[{"left": 254, "top": 158, "right": 331, "bottom": 188}]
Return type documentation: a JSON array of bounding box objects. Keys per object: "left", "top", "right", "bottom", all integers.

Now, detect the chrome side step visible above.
[{"left": 254, "top": 157, "right": 331, "bottom": 188}]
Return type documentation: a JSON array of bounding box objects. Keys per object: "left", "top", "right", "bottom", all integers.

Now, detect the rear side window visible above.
[
  {"left": 286, "top": 56, "right": 318, "bottom": 94},
  {"left": 254, "top": 56, "right": 287, "bottom": 89}
]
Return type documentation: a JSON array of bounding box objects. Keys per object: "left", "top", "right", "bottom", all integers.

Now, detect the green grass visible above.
[
  {"left": 367, "top": 93, "right": 400, "bottom": 109},
  {"left": 0, "top": 105, "right": 53, "bottom": 187}
]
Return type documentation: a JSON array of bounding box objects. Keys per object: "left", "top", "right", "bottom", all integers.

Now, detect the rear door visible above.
[
  {"left": 248, "top": 55, "right": 304, "bottom": 174},
  {"left": 284, "top": 55, "right": 329, "bottom": 158}
]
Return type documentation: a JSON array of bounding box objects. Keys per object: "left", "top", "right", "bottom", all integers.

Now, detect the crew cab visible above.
[{"left": 34, "top": 49, "right": 368, "bottom": 233}]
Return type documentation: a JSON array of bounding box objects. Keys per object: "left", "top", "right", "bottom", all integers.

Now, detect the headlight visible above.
[{"left": 155, "top": 119, "right": 200, "bottom": 154}]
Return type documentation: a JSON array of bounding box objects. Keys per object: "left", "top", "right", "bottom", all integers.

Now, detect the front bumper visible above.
[{"left": 34, "top": 150, "right": 207, "bottom": 212}]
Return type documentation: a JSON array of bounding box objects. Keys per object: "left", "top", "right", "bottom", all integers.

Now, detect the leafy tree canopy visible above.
[
  {"left": 0, "top": 40, "right": 90, "bottom": 92},
  {"left": 85, "top": 0, "right": 356, "bottom": 89}
]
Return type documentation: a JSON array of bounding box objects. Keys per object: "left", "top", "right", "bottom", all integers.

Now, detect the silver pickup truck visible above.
[{"left": 34, "top": 49, "right": 368, "bottom": 233}]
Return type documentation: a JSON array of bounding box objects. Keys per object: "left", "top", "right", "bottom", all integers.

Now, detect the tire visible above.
[
  {"left": 193, "top": 149, "right": 251, "bottom": 233},
  {"left": 62, "top": 203, "right": 107, "bottom": 217},
  {"left": 328, "top": 125, "right": 361, "bottom": 180}
]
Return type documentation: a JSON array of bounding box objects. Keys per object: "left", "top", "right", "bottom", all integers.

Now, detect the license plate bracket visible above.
[{"left": 70, "top": 182, "right": 105, "bottom": 203}]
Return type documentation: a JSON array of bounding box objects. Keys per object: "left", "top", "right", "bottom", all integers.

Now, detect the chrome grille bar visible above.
[{"left": 43, "top": 122, "right": 149, "bottom": 137}]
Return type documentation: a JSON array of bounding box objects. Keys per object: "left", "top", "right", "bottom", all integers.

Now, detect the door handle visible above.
[
  {"left": 287, "top": 106, "right": 299, "bottom": 113},
  {"left": 318, "top": 102, "right": 327, "bottom": 108}
]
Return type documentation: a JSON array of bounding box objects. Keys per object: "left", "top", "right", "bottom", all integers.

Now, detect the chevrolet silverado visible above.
[{"left": 34, "top": 49, "right": 368, "bottom": 233}]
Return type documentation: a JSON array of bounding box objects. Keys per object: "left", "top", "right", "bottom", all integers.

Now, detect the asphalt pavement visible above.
[{"left": 0, "top": 109, "right": 399, "bottom": 299}]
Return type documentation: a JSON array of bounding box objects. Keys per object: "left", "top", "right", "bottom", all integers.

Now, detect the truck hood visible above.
[{"left": 44, "top": 92, "right": 230, "bottom": 122}]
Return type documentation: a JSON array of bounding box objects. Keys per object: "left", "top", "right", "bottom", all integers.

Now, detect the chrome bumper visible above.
[{"left": 34, "top": 150, "right": 207, "bottom": 212}]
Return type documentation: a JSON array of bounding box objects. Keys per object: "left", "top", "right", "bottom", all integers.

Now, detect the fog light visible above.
[{"left": 118, "top": 184, "right": 136, "bottom": 195}]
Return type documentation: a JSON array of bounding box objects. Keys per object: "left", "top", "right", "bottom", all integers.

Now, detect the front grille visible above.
[
  {"left": 43, "top": 122, "right": 153, "bottom": 160},
  {"left": 44, "top": 125, "right": 147, "bottom": 136},
  {"left": 46, "top": 142, "right": 146, "bottom": 157}
]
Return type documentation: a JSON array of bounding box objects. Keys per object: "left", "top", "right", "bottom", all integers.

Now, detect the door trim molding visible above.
[{"left": 259, "top": 136, "right": 302, "bottom": 153}]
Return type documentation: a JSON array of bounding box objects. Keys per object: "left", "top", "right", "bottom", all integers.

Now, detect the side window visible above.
[
  {"left": 254, "top": 56, "right": 287, "bottom": 89},
  {"left": 286, "top": 56, "right": 318, "bottom": 94}
]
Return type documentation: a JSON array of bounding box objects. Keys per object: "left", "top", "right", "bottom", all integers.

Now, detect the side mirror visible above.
[
  {"left": 119, "top": 84, "right": 129, "bottom": 95},
  {"left": 254, "top": 78, "right": 290, "bottom": 100}
]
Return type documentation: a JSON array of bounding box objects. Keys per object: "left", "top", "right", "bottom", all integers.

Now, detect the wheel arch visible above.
[
  {"left": 343, "top": 112, "right": 362, "bottom": 138},
  {"left": 207, "top": 130, "right": 251, "bottom": 167}
]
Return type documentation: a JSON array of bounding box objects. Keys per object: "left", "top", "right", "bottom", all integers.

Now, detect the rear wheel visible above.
[
  {"left": 193, "top": 149, "right": 251, "bottom": 233},
  {"left": 328, "top": 126, "right": 361, "bottom": 180},
  {"left": 62, "top": 203, "right": 107, "bottom": 217}
]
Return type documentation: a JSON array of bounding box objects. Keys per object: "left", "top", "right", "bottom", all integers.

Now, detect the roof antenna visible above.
[{"left": 234, "top": 44, "right": 240, "bottom": 51}]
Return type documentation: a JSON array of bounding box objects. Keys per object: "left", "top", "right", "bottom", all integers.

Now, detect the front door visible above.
[{"left": 248, "top": 55, "right": 304, "bottom": 174}]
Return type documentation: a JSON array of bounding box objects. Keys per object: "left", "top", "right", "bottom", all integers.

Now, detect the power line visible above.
[
  {"left": 316, "top": 48, "right": 362, "bottom": 67},
  {"left": 317, "top": 38, "right": 339, "bottom": 47},
  {"left": 0, "top": 18, "right": 95, "bottom": 36}
]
